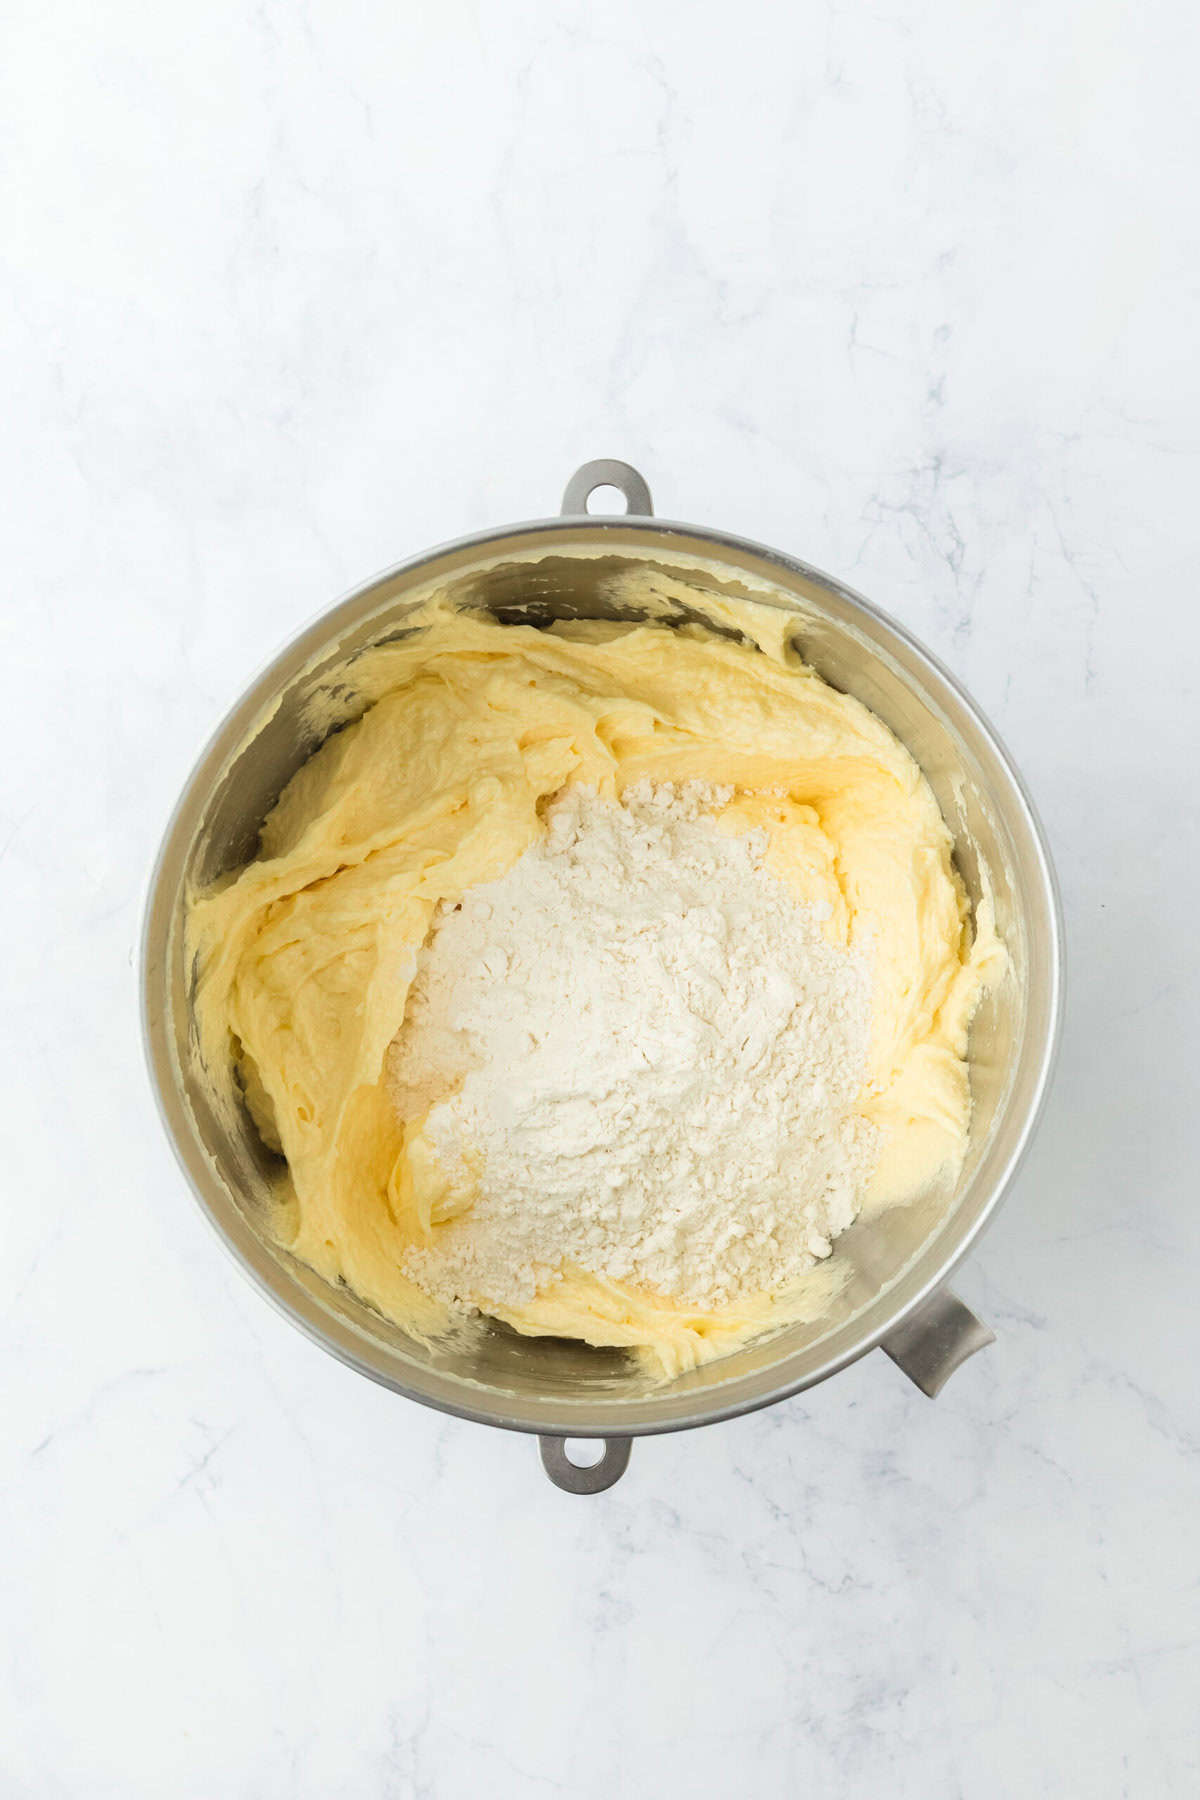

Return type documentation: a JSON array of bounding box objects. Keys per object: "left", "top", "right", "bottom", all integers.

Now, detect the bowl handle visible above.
[
  {"left": 880, "top": 1288, "right": 995, "bottom": 1397},
  {"left": 535, "top": 1289, "right": 991, "bottom": 1488},
  {"left": 561, "top": 459, "right": 654, "bottom": 518},
  {"left": 539, "top": 1435, "right": 633, "bottom": 1493}
]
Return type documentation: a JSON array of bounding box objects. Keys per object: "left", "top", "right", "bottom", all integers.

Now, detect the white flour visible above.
[{"left": 387, "top": 782, "right": 878, "bottom": 1312}]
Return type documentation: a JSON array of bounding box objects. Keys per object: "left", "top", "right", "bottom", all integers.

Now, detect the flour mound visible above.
[{"left": 387, "top": 782, "right": 878, "bottom": 1312}]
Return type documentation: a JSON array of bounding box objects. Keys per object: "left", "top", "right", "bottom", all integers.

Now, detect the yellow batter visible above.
[{"left": 188, "top": 587, "right": 1000, "bottom": 1380}]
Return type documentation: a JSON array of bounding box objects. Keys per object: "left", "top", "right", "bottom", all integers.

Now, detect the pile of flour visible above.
[{"left": 387, "top": 782, "right": 878, "bottom": 1312}]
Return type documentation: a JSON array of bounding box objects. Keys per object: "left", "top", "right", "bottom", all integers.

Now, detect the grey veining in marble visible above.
[{"left": 2, "top": 0, "right": 1198, "bottom": 1794}]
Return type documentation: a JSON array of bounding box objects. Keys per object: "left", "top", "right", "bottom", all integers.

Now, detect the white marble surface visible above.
[{"left": 3, "top": 0, "right": 1199, "bottom": 1793}]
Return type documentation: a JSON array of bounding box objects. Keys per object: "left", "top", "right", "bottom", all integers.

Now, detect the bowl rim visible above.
[{"left": 140, "top": 511, "right": 1065, "bottom": 1438}]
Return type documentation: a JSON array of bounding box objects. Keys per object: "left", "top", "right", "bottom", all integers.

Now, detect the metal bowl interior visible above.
[{"left": 142, "top": 518, "right": 1062, "bottom": 1438}]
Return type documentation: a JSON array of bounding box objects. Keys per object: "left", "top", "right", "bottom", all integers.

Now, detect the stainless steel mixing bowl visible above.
[{"left": 142, "top": 459, "right": 1063, "bottom": 1492}]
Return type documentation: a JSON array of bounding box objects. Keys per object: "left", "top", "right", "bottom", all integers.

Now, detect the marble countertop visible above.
[{"left": 3, "top": 1, "right": 1198, "bottom": 1794}]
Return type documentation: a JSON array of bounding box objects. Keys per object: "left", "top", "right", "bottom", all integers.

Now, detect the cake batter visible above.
[{"left": 188, "top": 582, "right": 1001, "bottom": 1378}]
